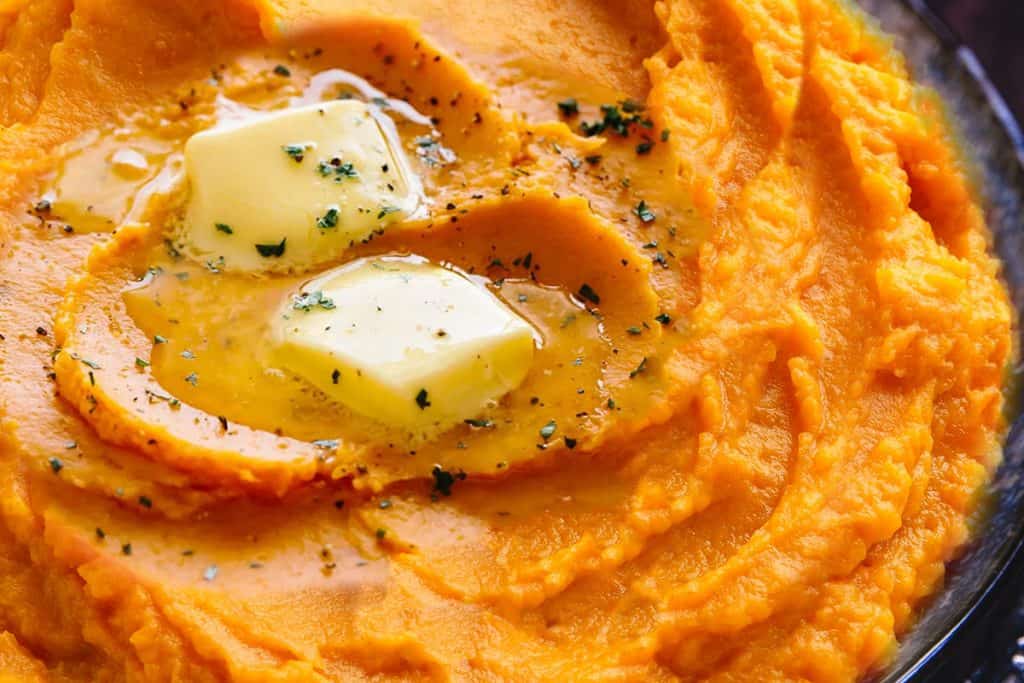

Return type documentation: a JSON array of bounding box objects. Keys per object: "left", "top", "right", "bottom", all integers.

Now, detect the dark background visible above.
[{"left": 926, "top": 0, "right": 1024, "bottom": 122}]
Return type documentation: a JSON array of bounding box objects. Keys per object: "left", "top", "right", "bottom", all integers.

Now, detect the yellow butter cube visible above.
[
  {"left": 271, "top": 257, "right": 536, "bottom": 436},
  {"left": 182, "top": 100, "right": 417, "bottom": 272}
]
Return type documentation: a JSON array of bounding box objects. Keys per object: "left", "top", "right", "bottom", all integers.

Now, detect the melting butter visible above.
[
  {"left": 179, "top": 100, "right": 420, "bottom": 273},
  {"left": 271, "top": 256, "right": 537, "bottom": 436}
]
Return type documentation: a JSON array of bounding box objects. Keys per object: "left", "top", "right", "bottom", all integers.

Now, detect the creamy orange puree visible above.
[{"left": 0, "top": 0, "right": 1014, "bottom": 681}]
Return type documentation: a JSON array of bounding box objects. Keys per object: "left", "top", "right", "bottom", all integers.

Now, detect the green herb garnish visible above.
[
  {"left": 557, "top": 98, "right": 579, "bottom": 117},
  {"left": 282, "top": 143, "right": 309, "bottom": 162},
  {"left": 292, "top": 290, "right": 336, "bottom": 312},
  {"left": 634, "top": 200, "right": 655, "bottom": 223},
  {"left": 317, "top": 159, "right": 358, "bottom": 180},
  {"left": 316, "top": 207, "right": 340, "bottom": 229},
  {"left": 431, "top": 465, "right": 467, "bottom": 496},
  {"left": 415, "top": 388, "right": 431, "bottom": 409},
  {"left": 577, "top": 283, "right": 600, "bottom": 305},
  {"left": 579, "top": 100, "right": 652, "bottom": 138},
  {"left": 255, "top": 238, "right": 287, "bottom": 258}
]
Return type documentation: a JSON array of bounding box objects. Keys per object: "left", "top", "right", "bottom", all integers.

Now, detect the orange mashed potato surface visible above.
[{"left": 0, "top": 0, "right": 1013, "bottom": 681}]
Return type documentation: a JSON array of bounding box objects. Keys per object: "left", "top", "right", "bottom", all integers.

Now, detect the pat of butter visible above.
[
  {"left": 182, "top": 100, "right": 417, "bottom": 272},
  {"left": 272, "top": 257, "right": 536, "bottom": 436}
]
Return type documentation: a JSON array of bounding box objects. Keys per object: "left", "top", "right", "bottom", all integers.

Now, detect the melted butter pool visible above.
[{"left": 122, "top": 252, "right": 610, "bottom": 458}]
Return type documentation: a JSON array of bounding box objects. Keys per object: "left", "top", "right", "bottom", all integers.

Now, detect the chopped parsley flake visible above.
[
  {"left": 135, "top": 357, "right": 150, "bottom": 368},
  {"left": 539, "top": 420, "right": 557, "bottom": 441},
  {"left": 379, "top": 499, "right": 392, "bottom": 509},
  {"left": 629, "top": 357, "right": 648, "bottom": 379},
  {"left": 184, "top": 372, "right": 198, "bottom": 386},
  {"left": 431, "top": 465, "right": 467, "bottom": 496},
  {"left": 48, "top": 457, "right": 63, "bottom": 474},
  {"left": 464, "top": 418, "right": 494, "bottom": 429},
  {"left": 415, "top": 388, "right": 431, "bottom": 409},
  {"left": 377, "top": 205, "right": 401, "bottom": 220},
  {"left": 626, "top": 326, "right": 642, "bottom": 335},
  {"left": 292, "top": 290, "right": 336, "bottom": 312},
  {"left": 565, "top": 437, "right": 578, "bottom": 449},
  {"left": 557, "top": 97, "right": 579, "bottom": 117},
  {"left": 316, "top": 207, "right": 340, "bottom": 229},
  {"left": 273, "top": 64, "right": 291, "bottom": 77},
  {"left": 579, "top": 100, "right": 653, "bottom": 138},
  {"left": 138, "top": 496, "right": 152, "bottom": 509},
  {"left": 313, "top": 438, "right": 339, "bottom": 450},
  {"left": 282, "top": 143, "right": 310, "bottom": 162},
  {"left": 145, "top": 389, "right": 180, "bottom": 408},
  {"left": 255, "top": 238, "right": 287, "bottom": 258},
  {"left": 317, "top": 159, "right": 358, "bottom": 180},
  {"left": 121, "top": 543, "right": 132, "bottom": 556},
  {"left": 577, "top": 283, "right": 601, "bottom": 305},
  {"left": 214, "top": 222, "right": 234, "bottom": 235},
  {"left": 634, "top": 200, "right": 656, "bottom": 223},
  {"left": 655, "top": 313, "right": 672, "bottom": 325},
  {"left": 636, "top": 140, "right": 653, "bottom": 155}
]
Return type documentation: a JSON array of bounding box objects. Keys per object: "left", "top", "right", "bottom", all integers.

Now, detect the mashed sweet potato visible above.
[{"left": 0, "top": 0, "right": 1013, "bottom": 681}]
